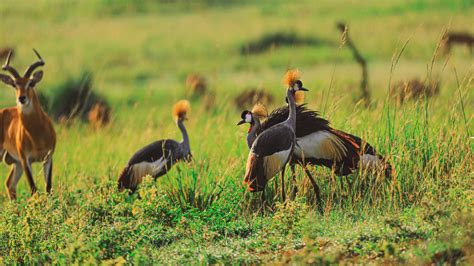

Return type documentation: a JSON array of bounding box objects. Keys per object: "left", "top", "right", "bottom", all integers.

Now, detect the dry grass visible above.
[
  {"left": 185, "top": 73, "right": 207, "bottom": 98},
  {"left": 88, "top": 102, "right": 111, "bottom": 128},
  {"left": 390, "top": 78, "right": 440, "bottom": 104},
  {"left": 234, "top": 88, "right": 274, "bottom": 109}
]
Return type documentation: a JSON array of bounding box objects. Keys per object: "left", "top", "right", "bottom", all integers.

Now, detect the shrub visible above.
[{"left": 40, "top": 71, "right": 112, "bottom": 127}]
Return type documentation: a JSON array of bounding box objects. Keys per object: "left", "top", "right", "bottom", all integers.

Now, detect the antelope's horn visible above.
[
  {"left": 2, "top": 50, "right": 20, "bottom": 79},
  {"left": 24, "top": 48, "right": 45, "bottom": 78}
]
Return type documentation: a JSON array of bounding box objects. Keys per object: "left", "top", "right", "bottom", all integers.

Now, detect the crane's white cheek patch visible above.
[
  {"left": 245, "top": 114, "right": 252, "bottom": 123},
  {"left": 263, "top": 149, "right": 291, "bottom": 179},
  {"left": 295, "top": 131, "right": 346, "bottom": 160}
]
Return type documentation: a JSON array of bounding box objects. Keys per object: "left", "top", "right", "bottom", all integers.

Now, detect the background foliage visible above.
[{"left": 0, "top": 0, "right": 472, "bottom": 264}]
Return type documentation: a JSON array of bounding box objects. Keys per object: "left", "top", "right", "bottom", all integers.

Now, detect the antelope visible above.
[
  {"left": 0, "top": 49, "right": 56, "bottom": 200},
  {"left": 441, "top": 32, "right": 473, "bottom": 55}
]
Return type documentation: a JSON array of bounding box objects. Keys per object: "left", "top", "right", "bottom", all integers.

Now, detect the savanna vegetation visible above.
[{"left": 0, "top": 0, "right": 472, "bottom": 264}]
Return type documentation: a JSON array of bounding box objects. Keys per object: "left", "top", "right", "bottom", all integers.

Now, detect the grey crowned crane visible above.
[
  {"left": 243, "top": 70, "right": 307, "bottom": 202},
  {"left": 256, "top": 104, "right": 392, "bottom": 177},
  {"left": 118, "top": 100, "right": 192, "bottom": 192},
  {"left": 237, "top": 103, "right": 269, "bottom": 149},
  {"left": 238, "top": 81, "right": 392, "bottom": 210}
]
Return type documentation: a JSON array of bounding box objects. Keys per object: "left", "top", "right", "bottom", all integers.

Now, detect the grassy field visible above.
[{"left": 0, "top": 0, "right": 472, "bottom": 264}]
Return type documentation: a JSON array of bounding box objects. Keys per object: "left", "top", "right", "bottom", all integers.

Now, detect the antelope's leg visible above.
[
  {"left": 304, "top": 168, "right": 323, "bottom": 213},
  {"left": 21, "top": 157, "right": 37, "bottom": 195},
  {"left": 43, "top": 157, "right": 53, "bottom": 194},
  {"left": 5, "top": 163, "right": 23, "bottom": 200},
  {"left": 281, "top": 166, "right": 286, "bottom": 202}
]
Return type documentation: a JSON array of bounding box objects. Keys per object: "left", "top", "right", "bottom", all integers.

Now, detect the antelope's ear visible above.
[
  {"left": 30, "top": 70, "right": 43, "bottom": 85},
  {"left": 0, "top": 74, "right": 15, "bottom": 87}
]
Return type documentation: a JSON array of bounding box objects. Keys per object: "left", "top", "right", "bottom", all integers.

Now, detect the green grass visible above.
[{"left": 0, "top": 0, "right": 473, "bottom": 264}]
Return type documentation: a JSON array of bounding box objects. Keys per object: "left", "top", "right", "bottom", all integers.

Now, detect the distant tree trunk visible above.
[{"left": 337, "top": 22, "right": 370, "bottom": 106}]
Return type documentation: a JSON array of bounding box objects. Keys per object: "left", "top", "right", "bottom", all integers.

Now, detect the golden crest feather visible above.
[
  {"left": 294, "top": 91, "right": 305, "bottom": 104},
  {"left": 172, "top": 100, "right": 191, "bottom": 119},
  {"left": 251, "top": 103, "right": 268, "bottom": 120},
  {"left": 283, "top": 69, "right": 301, "bottom": 87}
]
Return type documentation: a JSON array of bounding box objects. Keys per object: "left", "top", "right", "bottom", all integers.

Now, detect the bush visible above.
[{"left": 39, "top": 71, "right": 111, "bottom": 126}]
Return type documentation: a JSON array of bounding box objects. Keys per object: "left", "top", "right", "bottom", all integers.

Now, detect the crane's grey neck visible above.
[
  {"left": 177, "top": 119, "right": 190, "bottom": 154},
  {"left": 285, "top": 89, "right": 296, "bottom": 130},
  {"left": 246, "top": 116, "right": 261, "bottom": 148}
]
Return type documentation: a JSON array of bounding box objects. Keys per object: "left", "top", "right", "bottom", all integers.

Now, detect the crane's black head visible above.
[
  {"left": 118, "top": 166, "right": 138, "bottom": 193},
  {"left": 173, "top": 100, "right": 191, "bottom": 123},
  {"left": 284, "top": 69, "right": 308, "bottom": 93},
  {"left": 245, "top": 174, "right": 268, "bottom": 193},
  {"left": 291, "top": 80, "right": 308, "bottom": 92},
  {"left": 184, "top": 152, "right": 193, "bottom": 162},
  {"left": 237, "top": 110, "right": 253, "bottom": 125},
  {"left": 286, "top": 80, "right": 308, "bottom": 104}
]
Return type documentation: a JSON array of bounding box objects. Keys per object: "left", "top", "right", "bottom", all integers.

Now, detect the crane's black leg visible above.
[
  {"left": 340, "top": 176, "right": 346, "bottom": 192},
  {"left": 274, "top": 179, "right": 278, "bottom": 200},
  {"left": 261, "top": 189, "right": 266, "bottom": 214},
  {"left": 290, "top": 164, "right": 297, "bottom": 200},
  {"left": 346, "top": 176, "right": 354, "bottom": 193},
  {"left": 281, "top": 167, "right": 286, "bottom": 203},
  {"left": 304, "top": 168, "right": 323, "bottom": 214}
]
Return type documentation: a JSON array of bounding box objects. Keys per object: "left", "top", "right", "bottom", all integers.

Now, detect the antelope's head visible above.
[{"left": 0, "top": 49, "right": 45, "bottom": 112}]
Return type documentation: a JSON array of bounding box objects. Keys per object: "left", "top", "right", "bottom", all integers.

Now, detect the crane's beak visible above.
[
  {"left": 237, "top": 119, "right": 245, "bottom": 126},
  {"left": 300, "top": 87, "right": 308, "bottom": 91}
]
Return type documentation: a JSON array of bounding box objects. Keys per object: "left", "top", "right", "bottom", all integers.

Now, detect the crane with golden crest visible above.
[
  {"left": 118, "top": 100, "right": 192, "bottom": 192},
  {"left": 243, "top": 70, "right": 307, "bottom": 203},
  {"left": 239, "top": 71, "right": 392, "bottom": 211}
]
